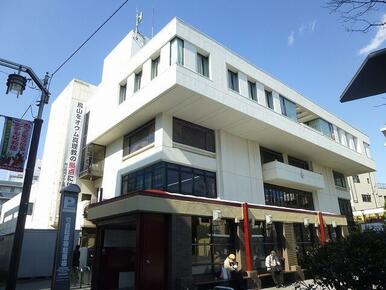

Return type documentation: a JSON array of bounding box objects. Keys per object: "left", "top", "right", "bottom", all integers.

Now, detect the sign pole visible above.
[{"left": 51, "top": 184, "right": 81, "bottom": 290}]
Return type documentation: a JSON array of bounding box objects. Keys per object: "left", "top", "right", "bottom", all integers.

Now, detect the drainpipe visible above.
[
  {"left": 242, "top": 203, "right": 253, "bottom": 271},
  {"left": 318, "top": 211, "right": 326, "bottom": 244}
]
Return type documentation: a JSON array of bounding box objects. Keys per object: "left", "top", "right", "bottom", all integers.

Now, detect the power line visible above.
[{"left": 51, "top": 0, "right": 130, "bottom": 78}]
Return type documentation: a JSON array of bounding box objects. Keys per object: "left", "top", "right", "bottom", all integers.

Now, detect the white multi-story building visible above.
[{"left": 1, "top": 18, "right": 377, "bottom": 287}]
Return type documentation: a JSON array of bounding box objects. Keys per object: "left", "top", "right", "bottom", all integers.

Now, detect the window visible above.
[
  {"left": 367, "top": 178, "right": 370, "bottom": 184},
  {"left": 338, "top": 198, "right": 355, "bottom": 231},
  {"left": 227, "top": 69, "right": 239, "bottom": 92},
  {"left": 305, "top": 118, "right": 334, "bottom": 139},
  {"left": 123, "top": 120, "right": 155, "bottom": 156},
  {"left": 192, "top": 217, "right": 235, "bottom": 279},
  {"left": 151, "top": 56, "right": 160, "bottom": 79},
  {"left": 251, "top": 221, "right": 283, "bottom": 272},
  {"left": 197, "top": 53, "right": 209, "bottom": 77},
  {"left": 260, "top": 147, "right": 283, "bottom": 164},
  {"left": 265, "top": 90, "right": 274, "bottom": 109},
  {"left": 362, "top": 194, "right": 371, "bottom": 202},
  {"left": 134, "top": 70, "right": 142, "bottom": 92},
  {"left": 170, "top": 37, "right": 184, "bottom": 65},
  {"left": 333, "top": 171, "right": 346, "bottom": 188},
  {"left": 288, "top": 156, "right": 309, "bottom": 170},
  {"left": 264, "top": 183, "right": 314, "bottom": 210},
  {"left": 121, "top": 161, "right": 217, "bottom": 198},
  {"left": 81, "top": 193, "right": 92, "bottom": 201},
  {"left": 248, "top": 81, "right": 257, "bottom": 101},
  {"left": 279, "top": 95, "right": 297, "bottom": 121},
  {"left": 119, "top": 84, "right": 127, "bottom": 104},
  {"left": 173, "top": 117, "right": 215, "bottom": 152},
  {"left": 363, "top": 142, "right": 371, "bottom": 158},
  {"left": 352, "top": 175, "right": 360, "bottom": 183},
  {"left": 293, "top": 223, "right": 318, "bottom": 265}
]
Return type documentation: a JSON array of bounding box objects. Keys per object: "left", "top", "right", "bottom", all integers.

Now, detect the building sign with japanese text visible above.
[
  {"left": 0, "top": 116, "right": 33, "bottom": 172},
  {"left": 64, "top": 102, "right": 84, "bottom": 185}
]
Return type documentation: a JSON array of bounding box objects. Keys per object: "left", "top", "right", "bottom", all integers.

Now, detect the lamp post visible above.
[{"left": 0, "top": 58, "right": 50, "bottom": 290}]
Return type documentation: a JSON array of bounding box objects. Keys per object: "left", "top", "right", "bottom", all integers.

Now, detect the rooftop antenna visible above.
[{"left": 135, "top": 10, "right": 143, "bottom": 35}]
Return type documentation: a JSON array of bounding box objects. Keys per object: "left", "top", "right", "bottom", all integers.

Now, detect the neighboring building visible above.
[
  {"left": 347, "top": 173, "right": 386, "bottom": 221},
  {"left": 6, "top": 159, "right": 42, "bottom": 184},
  {"left": 1, "top": 18, "right": 377, "bottom": 286},
  {"left": 0, "top": 180, "right": 22, "bottom": 216}
]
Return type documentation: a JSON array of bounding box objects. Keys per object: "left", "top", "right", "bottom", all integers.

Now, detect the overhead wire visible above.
[{"left": 50, "top": 0, "right": 130, "bottom": 81}]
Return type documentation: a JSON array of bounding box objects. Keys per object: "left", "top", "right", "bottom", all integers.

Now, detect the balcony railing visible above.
[{"left": 79, "top": 143, "right": 105, "bottom": 180}]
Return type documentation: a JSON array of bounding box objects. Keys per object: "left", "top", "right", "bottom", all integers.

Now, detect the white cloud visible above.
[
  {"left": 288, "top": 31, "right": 295, "bottom": 46},
  {"left": 298, "top": 24, "right": 306, "bottom": 35},
  {"left": 310, "top": 20, "right": 317, "bottom": 32},
  {"left": 359, "top": 14, "right": 386, "bottom": 55}
]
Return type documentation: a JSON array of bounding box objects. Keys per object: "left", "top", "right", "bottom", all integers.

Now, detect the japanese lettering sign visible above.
[
  {"left": 64, "top": 102, "right": 84, "bottom": 185},
  {"left": 0, "top": 116, "right": 33, "bottom": 172}
]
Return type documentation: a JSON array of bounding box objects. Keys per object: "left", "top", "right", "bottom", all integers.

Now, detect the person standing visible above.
[{"left": 265, "top": 250, "right": 284, "bottom": 288}]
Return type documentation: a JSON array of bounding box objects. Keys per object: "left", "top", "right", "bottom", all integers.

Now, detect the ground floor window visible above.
[
  {"left": 251, "top": 221, "right": 283, "bottom": 272},
  {"left": 325, "top": 225, "right": 342, "bottom": 242},
  {"left": 293, "top": 223, "right": 318, "bottom": 265},
  {"left": 121, "top": 161, "right": 217, "bottom": 198},
  {"left": 264, "top": 183, "right": 314, "bottom": 210},
  {"left": 191, "top": 217, "right": 236, "bottom": 280}
]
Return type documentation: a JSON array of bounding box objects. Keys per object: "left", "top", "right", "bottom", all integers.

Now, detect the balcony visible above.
[
  {"left": 262, "top": 160, "right": 325, "bottom": 192},
  {"left": 79, "top": 143, "right": 105, "bottom": 181}
]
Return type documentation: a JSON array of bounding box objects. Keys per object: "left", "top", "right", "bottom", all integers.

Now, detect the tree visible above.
[
  {"left": 302, "top": 231, "right": 386, "bottom": 289},
  {"left": 326, "top": 0, "right": 386, "bottom": 32}
]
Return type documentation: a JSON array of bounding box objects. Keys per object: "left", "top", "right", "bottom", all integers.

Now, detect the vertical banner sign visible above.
[
  {"left": 0, "top": 116, "right": 33, "bottom": 172},
  {"left": 64, "top": 102, "right": 84, "bottom": 185},
  {"left": 52, "top": 185, "right": 80, "bottom": 290}
]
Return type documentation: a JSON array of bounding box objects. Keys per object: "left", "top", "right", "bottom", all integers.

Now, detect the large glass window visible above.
[
  {"left": 171, "top": 37, "right": 184, "bottom": 65},
  {"left": 173, "top": 117, "right": 215, "bottom": 152},
  {"left": 119, "top": 83, "right": 127, "bottom": 104},
  {"left": 264, "top": 183, "right": 314, "bottom": 210},
  {"left": 362, "top": 194, "right": 371, "bottom": 202},
  {"left": 227, "top": 69, "right": 239, "bottom": 92},
  {"left": 279, "top": 95, "right": 297, "bottom": 121},
  {"left": 134, "top": 70, "right": 142, "bottom": 92},
  {"left": 338, "top": 198, "right": 355, "bottom": 231},
  {"left": 333, "top": 171, "right": 346, "bottom": 188},
  {"left": 151, "top": 56, "right": 160, "bottom": 79},
  {"left": 123, "top": 120, "right": 155, "bottom": 156},
  {"left": 288, "top": 156, "right": 309, "bottom": 170},
  {"left": 121, "top": 161, "right": 217, "bottom": 198},
  {"left": 260, "top": 147, "right": 283, "bottom": 164},
  {"left": 306, "top": 118, "right": 334, "bottom": 139},
  {"left": 192, "top": 217, "right": 235, "bottom": 279},
  {"left": 248, "top": 81, "right": 257, "bottom": 101},
  {"left": 251, "top": 221, "right": 283, "bottom": 272},
  {"left": 197, "top": 53, "right": 209, "bottom": 77},
  {"left": 265, "top": 90, "right": 274, "bottom": 109},
  {"left": 293, "top": 223, "right": 318, "bottom": 265}
]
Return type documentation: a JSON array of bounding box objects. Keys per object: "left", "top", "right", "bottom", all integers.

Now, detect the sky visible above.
[{"left": 0, "top": 0, "right": 385, "bottom": 182}]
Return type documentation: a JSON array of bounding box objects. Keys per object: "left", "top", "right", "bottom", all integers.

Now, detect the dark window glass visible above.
[
  {"left": 123, "top": 120, "right": 155, "bottom": 156},
  {"left": 151, "top": 56, "right": 160, "bottom": 79},
  {"left": 352, "top": 175, "right": 360, "bottom": 183},
  {"left": 173, "top": 117, "right": 215, "bottom": 152},
  {"left": 192, "top": 217, "right": 235, "bottom": 279},
  {"left": 197, "top": 53, "right": 209, "bottom": 77},
  {"left": 248, "top": 81, "right": 257, "bottom": 101},
  {"left": 279, "top": 95, "right": 297, "bottom": 121},
  {"left": 119, "top": 84, "right": 127, "bottom": 104},
  {"left": 264, "top": 183, "right": 314, "bottom": 210},
  {"left": 338, "top": 198, "right": 355, "bottom": 231},
  {"left": 362, "top": 194, "right": 371, "bottom": 202},
  {"left": 134, "top": 70, "right": 142, "bottom": 92},
  {"left": 293, "top": 223, "right": 318, "bottom": 265},
  {"left": 265, "top": 90, "right": 274, "bottom": 109},
  {"left": 81, "top": 194, "right": 92, "bottom": 201},
  {"left": 333, "top": 171, "right": 347, "bottom": 188},
  {"left": 288, "top": 156, "right": 309, "bottom": 170},
  {"left": 227, "top": 70, "right": 239, "bottom": 92},
  {"left": 121, "top": 161, "right": 217, "bottom": 198},
  {"left": 260, "top": 147, "right": 283, "bottom": 164}
]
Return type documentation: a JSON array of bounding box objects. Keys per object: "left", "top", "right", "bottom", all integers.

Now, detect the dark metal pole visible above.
[{"left": 5, "top": 73, "right": 49, "bottom": 290}]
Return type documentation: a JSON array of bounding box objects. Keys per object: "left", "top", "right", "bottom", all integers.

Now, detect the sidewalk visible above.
[
  {"left": 0, "top": 278, "right": 91, "bottom": 290},
  {"left": 262, "top": 279, "right": 322, "bottom": 289}
]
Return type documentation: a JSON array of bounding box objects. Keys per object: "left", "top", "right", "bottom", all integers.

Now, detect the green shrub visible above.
[{"left": 302, "top": 231, "right": 386, "bottom": 289}]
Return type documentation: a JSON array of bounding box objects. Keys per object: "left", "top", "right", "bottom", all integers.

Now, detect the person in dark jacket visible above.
[{"left": 72, "top": 245, "right": 80, "bottom": 267}]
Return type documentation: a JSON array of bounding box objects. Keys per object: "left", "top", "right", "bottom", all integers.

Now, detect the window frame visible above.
[
  {"left": 151, "top": 56, "right": 160, "bottom": 80},
  {"left": 361, "top": 194, "right": 371, "bottom": 202},
  {"left": 248, "top": 80, "right": 257, "bottom": 101},
  {"left": 288, "top": 156, "right": 309, "bottom": 170},
  {"left": 279, "top": 95, "right": 297, "bottom": 121},
  {"left": 333, "top": 171, "right": 347, "bottom": 189},
  {"left": 197, "top": 52, "right": 209, "bottom": 78},
  {"left": 265, "top": 90, "right": 274, "bottom": 109},
  {"left": 122, "top": 119, "right": 155, "bottom": 156},
  {"left": 119, "top": 83, "right": 127, "bottom": 104},
  {"left": 134, "top": 70, "right": 142, "bottom": 92},
  {"left": 170, "top": 37, "right": 184, "bottom": 66},
  {"left": 227, "top": 69, "right": 239, "bottom": 92},
  {"left": 260, "top": 147, "right": 284, "bottom": 164}
]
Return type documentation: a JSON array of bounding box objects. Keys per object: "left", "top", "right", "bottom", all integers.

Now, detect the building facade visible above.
[
  {"left": 74, "top": 18, "right": 376, "bottom": 289},
  {"left": 0, "top": 180, "right": 22, "bottom": 217}
]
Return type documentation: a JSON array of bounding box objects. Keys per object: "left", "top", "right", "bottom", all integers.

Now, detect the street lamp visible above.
[{"left": 0, "top": 58, "right": 50, "bottom": 290}]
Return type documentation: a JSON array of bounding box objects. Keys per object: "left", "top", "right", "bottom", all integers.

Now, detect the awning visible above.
[
  {"left": 353, "top": 207, "right": 386, "bottom": 216},
  {"left": 340, "top": 48, "right": 386, "bottom": 102}
]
